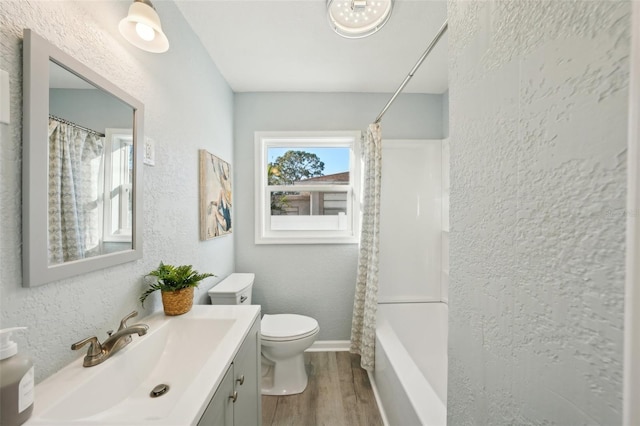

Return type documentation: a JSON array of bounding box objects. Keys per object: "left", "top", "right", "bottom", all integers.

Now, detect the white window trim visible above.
[
  {"left": 255, "top": 130, "right": 362, "bottom": 244},
  {"left": 103, "top": 128, "right": 133, "bottom": 243}
]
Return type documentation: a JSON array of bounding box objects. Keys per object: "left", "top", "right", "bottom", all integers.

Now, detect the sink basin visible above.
[{"left": 26, "top": 305, "right": 260, "bottom": 425}]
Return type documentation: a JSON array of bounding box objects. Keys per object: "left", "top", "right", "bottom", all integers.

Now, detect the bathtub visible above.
[{"left": 372, "top": 302, "right": 448, "bottom": 426}]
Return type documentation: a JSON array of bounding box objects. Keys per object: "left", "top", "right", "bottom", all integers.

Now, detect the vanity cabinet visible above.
[
  {"left": 198, "top": 366, "right": 234, "bottom": 426},
  {"left": 198, "top": 317, "right": 261, "bottom": 426}
]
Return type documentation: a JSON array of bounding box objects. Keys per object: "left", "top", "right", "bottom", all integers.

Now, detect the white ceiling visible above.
[{"left": 175, "top": 0, "right": 448, "bottom": 94}]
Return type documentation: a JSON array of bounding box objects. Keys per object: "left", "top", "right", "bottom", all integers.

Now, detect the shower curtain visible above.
[
  {"left": 48, "top": 118, "right": 104, "bottom": 264},
  {"left": 350, "top": 123, "right": 382, "bottom": 370}
]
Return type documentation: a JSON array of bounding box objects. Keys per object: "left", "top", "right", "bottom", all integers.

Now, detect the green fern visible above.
[{"left": 140, "top": 262, "right": 215, "bottom": 306}]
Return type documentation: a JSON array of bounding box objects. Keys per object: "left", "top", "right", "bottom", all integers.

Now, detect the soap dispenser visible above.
[{"left": 0, "top": 327, "right": 34, "bottom": 425}]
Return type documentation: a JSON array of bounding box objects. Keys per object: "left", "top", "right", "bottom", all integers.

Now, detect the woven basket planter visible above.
[{"left": 161, "top": 287, "right": 194, "bottom": 316}]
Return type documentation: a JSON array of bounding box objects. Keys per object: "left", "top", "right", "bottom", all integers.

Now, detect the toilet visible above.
[{"left": 208, "top": 273, "right": 319, "bottom": 396}]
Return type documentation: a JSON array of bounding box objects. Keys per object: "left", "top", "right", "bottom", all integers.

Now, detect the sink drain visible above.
[{"left": 150, "top": 384, "right": 170, "bottom": 398}]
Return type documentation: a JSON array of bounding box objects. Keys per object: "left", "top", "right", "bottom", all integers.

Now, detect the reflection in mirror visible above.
[
  {"left": 103, "top": 129, "right": 134, "bottom": 247},
  {"left": 48, "top": 62, "right": 135, "bottom": 265},
  {"left": 23, "top": 29, "right": 143, "bottom": 287}
]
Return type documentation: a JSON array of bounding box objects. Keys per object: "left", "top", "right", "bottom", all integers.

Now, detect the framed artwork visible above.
[{"left": 199, "top": 150, "right": 232, "bottom": 240}]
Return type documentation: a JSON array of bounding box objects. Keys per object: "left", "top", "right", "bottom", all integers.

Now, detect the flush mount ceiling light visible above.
[
  {"left": 327, "top": 0, "right": 394, "bottom": 39},
  {"left": 119, "top": 0, "right": 169, "bottom": 53}
]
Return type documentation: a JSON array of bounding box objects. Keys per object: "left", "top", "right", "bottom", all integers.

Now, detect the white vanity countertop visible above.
[{"left": 26, "top": 305, "right": 260, "bottom": 425}]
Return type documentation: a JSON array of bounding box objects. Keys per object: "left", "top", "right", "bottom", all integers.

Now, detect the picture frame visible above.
[{"left": 199, "top": 150, "right": 232, "bottom": 240}]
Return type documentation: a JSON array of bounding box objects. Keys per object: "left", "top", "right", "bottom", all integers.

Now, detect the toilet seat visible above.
[{"left": 261, "top": 314, "right": 319, "bottom": 342}]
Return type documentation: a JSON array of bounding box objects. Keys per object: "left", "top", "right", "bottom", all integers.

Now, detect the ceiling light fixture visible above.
[
  {"left": 327, "top": 0, "right": 393, "bottom": 39},
  {"left": 119, "top": 0, "right": 169, "bottom": 53}
]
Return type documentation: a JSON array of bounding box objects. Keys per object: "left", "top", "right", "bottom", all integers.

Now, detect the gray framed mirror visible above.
[{"left": 22, "top": 29, "right": 143, "bottom": 287}]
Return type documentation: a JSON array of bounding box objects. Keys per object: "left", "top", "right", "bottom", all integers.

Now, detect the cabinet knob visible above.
[
  {"left": 229, "top": 391, "right": 238, "bottom": 403},
  {"left": 236, "top": 375, "right": 245, "bottom": 386}
]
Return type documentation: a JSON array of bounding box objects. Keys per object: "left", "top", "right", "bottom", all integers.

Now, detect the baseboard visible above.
[
  {"left": 367, "top": 370, "right": 390, "bottom": 426},
  {"left": 306, "top": 340, "right": 350, "bottom": 352}
]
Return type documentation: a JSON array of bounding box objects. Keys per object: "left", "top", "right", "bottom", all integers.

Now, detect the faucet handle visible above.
[
  {"left": 118, "top": 311, "right": 138, "bottom": 331},
  {"left": 71, "top": 336, "right": 102, "bottom": 357}
]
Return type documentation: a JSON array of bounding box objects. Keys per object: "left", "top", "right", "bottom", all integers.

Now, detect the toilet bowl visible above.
[
  {"left": 260, "top": 314, "right": 319, "bottom": 395},
  {"left": 208, "top": 273, "right": 320, "bottom": 396}
]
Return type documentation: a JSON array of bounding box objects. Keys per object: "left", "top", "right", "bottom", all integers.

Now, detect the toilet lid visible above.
[{"left": 261, "top": 314, "right": 319, "bottom": 341}]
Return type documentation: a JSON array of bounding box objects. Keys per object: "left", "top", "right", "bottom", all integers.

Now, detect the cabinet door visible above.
[
  {"left": 198, "top": 364, "right": 234, "bottom": 426},
  {"left": 233, "top": 318, "right": 261, "bottom": 426}
]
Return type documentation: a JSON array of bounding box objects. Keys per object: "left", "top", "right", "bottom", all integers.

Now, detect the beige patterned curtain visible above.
[
  {"left": 48, "top": 118, "right": 104, "bottom": 264},
  {"left": 350, "top": 123, "right": 382, "bottom": 370}
]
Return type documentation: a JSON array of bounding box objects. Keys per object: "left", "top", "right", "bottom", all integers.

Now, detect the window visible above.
[
  {"left": 255, "top": 131, "right": 362, "bottom": 244},
  {"left": 102, "top": 128, "right": 134, "bottom": 243}
]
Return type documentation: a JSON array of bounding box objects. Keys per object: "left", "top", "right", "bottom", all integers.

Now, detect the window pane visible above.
[
  {"left": 271, "top": 214, "right": 348, "bottom": 231},
  {"left": 256, "top": 132, "right": 361, "bottom": 244},
  {"left": 108, "top": 139, "right": 133, "bottom": 236},
  {"left": 267, "top": 147, "right": 350, "bottom": 185},
  {"left": 270, "top": 190, "right": 348, "bottom": 216}
]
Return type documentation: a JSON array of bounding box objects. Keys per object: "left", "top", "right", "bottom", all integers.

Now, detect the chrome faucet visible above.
[{"left": 71, "top": 311, "right": 149, "bottom": 367}]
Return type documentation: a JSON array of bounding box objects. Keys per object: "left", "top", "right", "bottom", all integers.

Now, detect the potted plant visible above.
[{"left": 140, "top": 262, "right": 215, "bottom": 316}]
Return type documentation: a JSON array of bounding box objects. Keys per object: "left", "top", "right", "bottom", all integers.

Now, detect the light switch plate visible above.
[
  {"left": 0, "top": 70, "right": 9, "bottom": 125},
  {"left": 143, "top": 137, "right": 155, "bottom": 166}
]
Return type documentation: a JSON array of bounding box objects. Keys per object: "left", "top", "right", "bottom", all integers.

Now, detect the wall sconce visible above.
[{"left": 119, "top": 0, "right": 169, "bottom": 53}]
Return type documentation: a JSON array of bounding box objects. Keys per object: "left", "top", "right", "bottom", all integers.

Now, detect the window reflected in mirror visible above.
[{"left": 104, "top": 129, "right": 133, "bottom": 246}]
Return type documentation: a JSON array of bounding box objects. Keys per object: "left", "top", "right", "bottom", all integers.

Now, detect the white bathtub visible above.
[{"left": 372, "top": 302, "right": 448, "bottom": 426}]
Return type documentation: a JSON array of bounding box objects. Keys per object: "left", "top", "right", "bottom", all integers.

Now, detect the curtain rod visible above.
[
  {"left": 49, "top": 114, "right": 105, "bottom": 137},
  {"left": 374, "top": 20, "right": 449, "bottom": 124}
]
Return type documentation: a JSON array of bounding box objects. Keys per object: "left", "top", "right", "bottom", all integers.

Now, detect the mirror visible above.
[{"left": 23, "top": 29, "right": 143, "bottom": 287}]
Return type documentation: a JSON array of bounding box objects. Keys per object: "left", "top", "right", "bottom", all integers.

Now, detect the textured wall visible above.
[
  {"left": 0, "top": 1, "right": 234, "bottom": 382},
  {"left": 447, "top": 1, "right": 629, "bottom": 424},
  {"left": 234, "top": 92, "right": 444, "bottom": 340}
]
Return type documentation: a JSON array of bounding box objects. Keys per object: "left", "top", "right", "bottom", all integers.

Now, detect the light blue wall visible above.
[
  {"left": 50, "top": 88, "right": 132, "bottom": 132},
  {"left": 0, "top": 1, "right": 234, "bottom": 382},
  {"left": 233, "top": 92, "right": 444, "bottom": 340}
]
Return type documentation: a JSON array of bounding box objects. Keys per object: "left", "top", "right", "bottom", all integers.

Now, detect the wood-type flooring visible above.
[{"left": 262, "top": 352, "right": 384, "bottom": 426}]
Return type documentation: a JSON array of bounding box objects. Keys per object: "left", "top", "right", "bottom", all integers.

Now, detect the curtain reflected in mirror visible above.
[{"left": 48, "top": 117, "right": 105, "bottom": 264}]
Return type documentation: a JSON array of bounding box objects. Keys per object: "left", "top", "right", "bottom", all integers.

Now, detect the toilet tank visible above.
[{"left": 208, "top": 273, "right": 254, "bottom": 305}]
